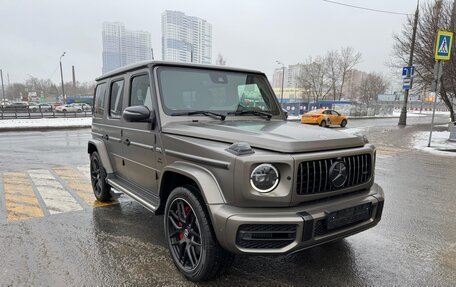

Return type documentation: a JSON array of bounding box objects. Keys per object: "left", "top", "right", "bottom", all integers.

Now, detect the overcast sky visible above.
[{"left": 0, "top": 0, "right": 417, "bottom": 85}]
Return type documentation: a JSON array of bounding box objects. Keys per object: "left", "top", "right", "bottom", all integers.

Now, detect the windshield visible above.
[{"left": 157, "top": 67, "right": 280, "bottom": 116}]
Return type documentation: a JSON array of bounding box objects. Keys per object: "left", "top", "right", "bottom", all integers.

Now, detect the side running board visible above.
[{"left": 107, "top": 178, "right": 158, "bottom": 213}]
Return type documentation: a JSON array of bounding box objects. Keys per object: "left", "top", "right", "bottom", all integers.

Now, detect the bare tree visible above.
[
  {"left": 359, "top": 72, "right": 389, "bottom": 108},
  {"left": 338, "top": 47, "right": 362, "bottom": 100},
  {"left": 326, "top": 50, "right": 342, "bottom": 101},
  {"left": 297, "top": 56, "right": 332, "bottom": 104},
  {"left": 392, "top": 0, "right": 456, "bottom": 121}
]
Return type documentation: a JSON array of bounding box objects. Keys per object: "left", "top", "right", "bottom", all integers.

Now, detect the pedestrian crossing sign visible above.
[{"left": 435, "top": 30, "right": 453, "bottom": 61}]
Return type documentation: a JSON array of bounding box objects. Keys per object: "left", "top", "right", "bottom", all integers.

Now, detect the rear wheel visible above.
[
  {"left": 165, "top": 186, "right": 234, "bottom": 281},
  {"left": 90, "top": 151, "right": 112, "bottom": 202},
  {"left": 319, "top": 120, "right": 326, "bottom": 127},
  {"left": 341, "top": 119, "right": 347, "bottom": 127}
]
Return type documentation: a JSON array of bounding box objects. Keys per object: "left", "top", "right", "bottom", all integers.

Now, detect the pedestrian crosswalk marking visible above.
[
  {"left": 0, "top": 166, "right": 117, "bottom": 224},
  {"left": 3, "top": 172, "right": 44, "bottom": 222},
  {"left": 77, "top": 165, "right": 91, "bottom": 180},
  {"left": 28, "top": 169, "right": 83, "bottom": 214},
  {"left": 53, "top": 166, "right": 114, "bottom": 208}
]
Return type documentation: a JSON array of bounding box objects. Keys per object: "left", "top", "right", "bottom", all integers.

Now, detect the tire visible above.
[
  {"left": 90, "top": 151, "right": 112, "bottom": 202},
  {"left": 319, "top": 120, "right": 326, "bottom": 127},
  {"left": 77, "top": 109, "right": 82, "bottom": 112},
  {"left": 62, "top": 109, "right": 67, "bottom": 112},
  {"left": 340, "top": 119, "right": 347, "bottom": 127},
  {"left": 164, "top": 186, "right": 234, "bottom": 281}
]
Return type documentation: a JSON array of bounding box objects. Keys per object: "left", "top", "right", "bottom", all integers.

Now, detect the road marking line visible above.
[
  {"left": 3, "top": 172, "right": 44, "bottom": 222},
  {"left": 53, "top": 166, "right": 113, "bottom": 207},
  {"left": 28, "top": 169, "right": 83, "bottom": 214}
]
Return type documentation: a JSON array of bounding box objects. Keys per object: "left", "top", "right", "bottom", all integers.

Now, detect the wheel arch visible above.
[
  {"left": 87, "top": 139, "right": 114, "bottom": 174},
  {"left": 157, "top": 162, "right": 226, "bottom": 214}
]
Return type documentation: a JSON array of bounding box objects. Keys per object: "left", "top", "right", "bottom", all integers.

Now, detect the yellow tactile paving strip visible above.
[
  {"left": 53, "top": 166, "right": 114, "bottom": 208},
  {"left": 3, "top": 172, "right": 44, "bottom": 222}
]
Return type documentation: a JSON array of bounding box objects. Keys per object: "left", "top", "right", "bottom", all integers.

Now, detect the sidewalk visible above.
[
  {"left": 412, "top": 130, "right": 456, "bottom": 157},
  {"left": 0, "top": 117, "right": 92, "bottom": 131}
]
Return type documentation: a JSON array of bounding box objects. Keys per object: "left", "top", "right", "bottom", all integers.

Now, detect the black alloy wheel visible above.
[
  {"left": 90, "top": 151, "right": 112, "bottom": 202},
  {"left": 167, "top": 197, "right": 202, "bottom": 272},
  {"left": 165, "top": 186, "right": 234, "bottom": 281}
]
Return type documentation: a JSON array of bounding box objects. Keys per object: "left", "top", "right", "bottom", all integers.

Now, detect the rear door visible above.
[
  {"left": 103, "top": 77, "right": 126, "bottom": 177},
  {"left": 121, "top": 70, "right": 158, "bottom": 198},
  {"left": 330, "top": 110, "right": 342, "bottom": 124}
]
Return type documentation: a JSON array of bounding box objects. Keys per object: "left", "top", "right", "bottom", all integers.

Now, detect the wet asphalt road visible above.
[{"left": 1, "top": 115, "right": 455, "bottom": 286}]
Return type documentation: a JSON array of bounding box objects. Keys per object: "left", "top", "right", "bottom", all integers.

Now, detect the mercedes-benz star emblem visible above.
[{"left": 329, "top": 161, "right": 348, "bottom": 188}]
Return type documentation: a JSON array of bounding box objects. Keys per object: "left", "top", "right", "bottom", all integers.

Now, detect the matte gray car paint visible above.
[{"left": 90, "top": 61, "right": 384, "bottom": 255}]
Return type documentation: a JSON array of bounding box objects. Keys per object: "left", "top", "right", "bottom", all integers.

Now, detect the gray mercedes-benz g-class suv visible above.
[{"left": 88, "top": 61, "right": 384, "bottom": 281}]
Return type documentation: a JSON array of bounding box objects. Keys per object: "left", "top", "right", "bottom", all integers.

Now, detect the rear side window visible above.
[
  {"left": 109, "top": 79, "right": 124, "bottom": 118},
  {"left": 130, "top": 74, "right": 153, "bottom": 110},
  {"left": 93, "top": 83, "right": 106, "bottom": 118}
]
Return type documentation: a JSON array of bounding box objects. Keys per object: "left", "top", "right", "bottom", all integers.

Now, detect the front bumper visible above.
[{"left": 209, "top": 183, "right": 384, "bottom": 254}]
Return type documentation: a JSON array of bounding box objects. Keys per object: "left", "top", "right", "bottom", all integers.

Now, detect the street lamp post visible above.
[
  {"left": 59, "top": 52, "right": 66, "bottom": 104},
  {"left": 0, "top": 69, "right": 5, "bottom": 103},
  {"left": 276, "top": 61, "right": 286, "bottom": 106},
  {"left": 398, "top": 1, "right": 420, "bottom": 126}
]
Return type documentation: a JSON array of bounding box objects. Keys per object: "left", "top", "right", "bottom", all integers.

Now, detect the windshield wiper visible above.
[
  {"left": 227, "top": 110, "right": 273, "bottom": 120},
  {"left": 171, "top": 110, "right": 226, "bottom": 121}
]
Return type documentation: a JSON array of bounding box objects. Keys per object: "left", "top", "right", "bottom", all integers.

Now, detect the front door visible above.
[{"left": 121, "top": 71, "right": 158, "bottom": 198}]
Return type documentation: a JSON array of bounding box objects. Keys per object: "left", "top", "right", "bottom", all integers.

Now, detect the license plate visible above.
[{"left": 326, "top": 203, "right": 372, "bottom": 230}]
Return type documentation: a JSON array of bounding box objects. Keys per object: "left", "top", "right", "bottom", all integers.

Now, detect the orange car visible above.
[{"left": 301, "top": 109, "right": 348, "bottom": 127}]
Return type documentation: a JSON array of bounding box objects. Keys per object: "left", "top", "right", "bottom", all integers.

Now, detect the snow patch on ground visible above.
[
  {"left": 339, "top": 127, "right": 367, "bottom": 136},
  {"left": 412, "top": 131, "right": 456, "bottom": 157},
  {"left": 0, "top": 117, "right": 92, "bottom": 130}
]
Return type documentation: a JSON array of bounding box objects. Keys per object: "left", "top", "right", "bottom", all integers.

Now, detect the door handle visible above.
[
  {"left": 102, "top": 134, "right": 109, "bottom": 140},
  {"left": 123, "top": 139, "right": 130, "bottom": 146}
]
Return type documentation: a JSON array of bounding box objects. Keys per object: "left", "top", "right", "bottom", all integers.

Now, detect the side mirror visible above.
[{"left": 122, "top": 105, "right": 153, "bottom": 123}]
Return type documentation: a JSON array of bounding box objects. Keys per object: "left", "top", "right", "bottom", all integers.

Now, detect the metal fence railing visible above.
[{"left": 0, "top": 107, "right": 92, "bottom": 119}]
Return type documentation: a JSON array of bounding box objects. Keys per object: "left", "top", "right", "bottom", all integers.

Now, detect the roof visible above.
[{"left": 96, "top": 61, "right": 264, "bottom": 81}]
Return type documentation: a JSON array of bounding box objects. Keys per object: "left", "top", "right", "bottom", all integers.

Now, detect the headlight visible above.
[{"left": 250, "top": 163, "right": 280, "bottom": 193}]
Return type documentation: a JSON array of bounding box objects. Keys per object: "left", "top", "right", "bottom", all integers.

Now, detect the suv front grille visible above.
[
  {"left": 296, "top": 154, "right": 372, "bottom": 195},
  {"left": 236, "top": 224, "right": 297, "bottom": 249}
]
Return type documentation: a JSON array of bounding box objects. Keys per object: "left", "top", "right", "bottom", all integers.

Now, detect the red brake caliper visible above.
[{"left": 178, "top": 205, "right": 191, "bottom": 240}]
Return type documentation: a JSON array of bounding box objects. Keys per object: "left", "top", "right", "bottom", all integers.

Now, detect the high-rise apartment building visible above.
[
  {"left": 102, "top": 22, "right": 152, "bottom": 74},
  {"left": 161, "top": 11, "right": 212, "bottom": 64},
  {"left": 272, "top": 64, "right": 304, "bottom": 89}
]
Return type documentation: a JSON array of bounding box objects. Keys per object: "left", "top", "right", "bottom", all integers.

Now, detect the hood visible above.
[{"left": 162, "top": 120, "right": 364, "bottom": 153}]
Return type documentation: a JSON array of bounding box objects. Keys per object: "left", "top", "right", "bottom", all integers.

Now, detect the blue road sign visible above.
[
  {"left": 403, "top": 78, "right": 412, "bottom": 90},
  {"left": 402, "top": 66, "right": 414, "bottom": 78}
]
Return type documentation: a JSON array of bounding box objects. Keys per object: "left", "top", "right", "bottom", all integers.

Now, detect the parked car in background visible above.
[
  {"left": 301, "top": 109, "right": 348, "bottom": 127},
  {"left": 50, "top": 102, "right": 64, "bottom": 108},
  {"left": 55, "top": 104, "right": 82, "bottom": 113},
  {"left": 71, "top": 103, "right": 92, "bottom": 111},
  {"left": 28, "top": 103, "right": 53, "bottom": 112},
  {"left": 2, "top": 102, "right": 29, "bottom": 111}
]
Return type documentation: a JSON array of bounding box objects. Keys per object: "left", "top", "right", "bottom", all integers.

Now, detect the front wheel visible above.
[
  {"left": 165, "top": 186, "right": 234, "bottom": 281},
  {"left": 340, "top": 119, "right": 347, "bottom": 127}
]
